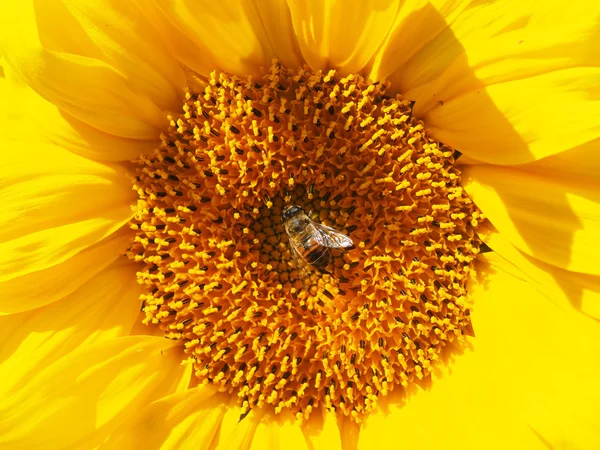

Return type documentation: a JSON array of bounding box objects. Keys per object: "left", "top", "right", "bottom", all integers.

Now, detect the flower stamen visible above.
[{"left": 128, "top": 60, "right": 484, "bottom": 422}]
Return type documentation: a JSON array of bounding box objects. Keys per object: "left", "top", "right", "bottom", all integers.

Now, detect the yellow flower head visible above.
[
  {"left": 128, "top": 62, "right": 483, "bottom": 422},
  {"left": 0, "top": 1, "right": 599, "bottom": 449}
]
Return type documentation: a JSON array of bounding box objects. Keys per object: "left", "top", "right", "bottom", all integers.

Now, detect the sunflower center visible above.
[{"left": 128, "top": 60, "right": 484, "bottom": 422}]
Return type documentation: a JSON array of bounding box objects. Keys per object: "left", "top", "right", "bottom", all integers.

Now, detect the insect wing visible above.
[
  {"left": 310, "top": 222, "right": 354, "bottom": 249},
  {"left": 288, "top": 236, "right": 320, "bottom": 281},
  {"left": 287, "top": 237, "right": 304, "bottom": 267}
]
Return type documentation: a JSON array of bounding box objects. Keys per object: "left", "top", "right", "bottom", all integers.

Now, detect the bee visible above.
[{"left": 281, "top": 205, "right": 353, "bottom": 283}]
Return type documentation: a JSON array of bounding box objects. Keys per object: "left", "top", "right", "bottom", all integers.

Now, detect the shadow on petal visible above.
[{"left": 377, "top": 3, "right": 591, "bottom": 300}]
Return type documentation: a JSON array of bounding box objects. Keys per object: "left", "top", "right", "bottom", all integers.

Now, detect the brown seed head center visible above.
[{"left": 128, "top": 60, "right": 484, "bottom": 422}]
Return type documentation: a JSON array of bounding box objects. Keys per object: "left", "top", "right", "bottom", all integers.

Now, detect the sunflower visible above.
[{"left": 1, "top": 0, "right": 599, "bottom": 448}]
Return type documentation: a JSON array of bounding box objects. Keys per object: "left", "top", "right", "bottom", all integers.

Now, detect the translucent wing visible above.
[
  {"left": 309, "top": 222, "right": 354, "bottom": 249},
  {"left": 288, "top": 236, "right": 324, "bottom": 282}
]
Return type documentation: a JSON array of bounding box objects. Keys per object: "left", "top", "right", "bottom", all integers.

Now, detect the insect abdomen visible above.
[
  {"left": 305, "top": 246, "right": 330, "bottom": 270},
  {"left": 299, "top": 231, "right": 330, "bottom": 271}
]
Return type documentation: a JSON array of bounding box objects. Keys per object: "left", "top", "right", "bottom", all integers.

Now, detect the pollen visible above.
[{"left": 127, "top": 60, "right": 484, "bottom": 422}]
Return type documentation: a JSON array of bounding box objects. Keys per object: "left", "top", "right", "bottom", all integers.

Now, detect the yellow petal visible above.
[
  {"left": 339, "top": 417, "right": 361, "bottom": 450},
  {"left": 254, "top": 0, "right": 305, "bottom": 69},
  {"left": 426, "top": 67, "right": 600, "bottom": 165},
  {"left": 249, "top": 413, "right": 309, "bottom": 450},
  {"left": 462, "top": 163, "right": 600, "bottom": 275},
  {"left": 368, "top": 0, "right": 471, "bottom": 85},
  {"left": 0, "top": 259, "right": 141, "bottom": 397},
  {"left": 1, "top": 36, "right": 157, "bottom": 162},
  {"left": 483, "top": 230, "right": 600, "bottom": 322},
  {"left": 137, "top": 0, "right": 275, "bottom": 77},
  {"left": 215, "top": 406, "right": 263, "bottom": 450},
  {"left": 519, "top": 138, "right": 600, "bottom": 183},
  {"left": 286, "top": 0, "right": 400, "bottom": 73},
  {"left": 457, "top": 137, "right": 600, "bottom": 178},
  {"left": 101, "top": 385, "right": 230, "bottom": 450},
  {"left": 301, "top": 412, "right": 342, "bottom": 450},
  {"left": 470, "top": 252, "right": 600, "bottom": 449},
  {"left": 0, "top": 67, "right": 6, "bottom": 95},
  {"left": 34, "top": 0, "right": 186, "bottom": 113},
  {"left": 0, "top": 67, "right": 22, "bottom": 141},
  {"left": 0, "top": 1, "right": 166, "bottom": 139},
  {"left": 359, "top": 343, "right": 545, "bottom": 449},
  {"left": 9, "top": 75, "right": 157, "bottom": 162},
  {"left": 0, "top": 140, "right": 135, "bottom": 283},
  {"left": 0, "top": 228, "right": 131, "bottom": 315},
  {"left": 371, "top": 0, "right": 600, "bottom": 164},
  {"left": 0, "top": 336, "right": 189, "bottom": 450}
]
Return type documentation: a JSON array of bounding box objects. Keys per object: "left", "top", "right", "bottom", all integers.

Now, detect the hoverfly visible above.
[{"left": 281, "top": 205, "right": 353, "bottom": 285}]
